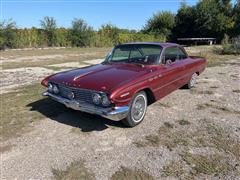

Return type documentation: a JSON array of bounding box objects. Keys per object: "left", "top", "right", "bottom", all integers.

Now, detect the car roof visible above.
[{"left": 118, "top": 42, "right": 179, "bottom": 48}]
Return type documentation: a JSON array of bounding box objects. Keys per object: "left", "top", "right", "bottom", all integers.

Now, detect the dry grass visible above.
[
  {"left": 190, "top": 89, "right": 214, "bottom": 95},
  {"left": 0, "top": 83, "right": 67, "bottom": 141},
  {"left": 186, "top": 46, "right": 236, "bottom": 67},
  {"left": 134, "top": 125, "right": 190, "bottom": 150},
  {"left": 0, "top": 144, "right": 14, "bottom": 153},
  {"left": 52, "top": 160, "right": 95, "bottom": 180},
  {"left": 196, "top": 103, "right": 240, "bottom": 114},
  {"left": 162, "top": 162, "right": 185, "bottom": 177},
  {"left": 233, "top": 89, "right": 240, "bottom": 93},
  {"left": 178, "top": 119, "right": 191, "bottom": 126},
  {"left": 134, "top": 119, "right": 240, "bottom": 161},
  {"left": 1, "top": 47, "right": 110, "bottom": 69},
  {"left": 0, "top": 47, "right": 110, "bottom": 58},
  {"left": 181, "top": 153, "right": 234, "bottom": 176},
  {"left": 111, "top": 167, "right": 154, "bottom": 180}
]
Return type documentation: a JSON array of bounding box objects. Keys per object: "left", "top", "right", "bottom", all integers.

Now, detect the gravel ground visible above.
[{"left": 1, "top": 54, "right": 240, "bottom": 179}]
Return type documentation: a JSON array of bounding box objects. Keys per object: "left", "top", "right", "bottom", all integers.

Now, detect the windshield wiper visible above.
[{"left": 128, "top": 61, "right": 145, "bottom": 67}]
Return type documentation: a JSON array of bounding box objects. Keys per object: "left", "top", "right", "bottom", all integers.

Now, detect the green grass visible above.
[
  {"left": 111, "top": 167, "right": 154, "bottom": 180},
  {"left": 52, "top": 160, "right": 95, "bottom": 180},
  {"left": 0, "top": 83, "right": 67, "bottom": 141}
]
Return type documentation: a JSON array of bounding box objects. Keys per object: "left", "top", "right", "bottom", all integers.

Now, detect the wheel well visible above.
[{"left": 141, "top": 88, "right": 156, "bottom": 105}]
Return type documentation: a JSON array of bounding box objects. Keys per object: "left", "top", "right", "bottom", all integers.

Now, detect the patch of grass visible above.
[
  {"left": 0, "top": 144, "right": 14, "bottom": 153},
  {"left": 205, "top": 123, "right": 240, "bottom": 160},
  {"left": 1, "top": 47, "right": 110, "bottom": 58},
  {"left": 233, "top": 89, "right": 240, "bottom": 93},
  {"left": 196, "top": 103, "right": 212, "bottom": 110},
  {"left": 196, "top": 103, "right": 240, "bottom": 114},
  {"left": 192, "top": 90, "right": 214, "bottom": 95},
  {"left": 162, "top": 162, "right": 185, "bottom": 177},
  {"left": 111, "top": 167, "right": 154, "bottom": 180},
  {"left": 0, "top": 83, "right": 67, "bottom": 141},
  {"left": 163, "top": 122, "right": 174, "bottom": 128},
  {"left": 210, "top": 86, "right": 219, "bottom": 89},
  {"left": 157, "top": 102, "right": 171, "bottom": 108},
  {"left": 52, "top": 160, "right": 95, "bottom": 180},
  {"left": 134, "top": 126, "right": 190, "bottom": 150},
  {"left": 181, "top": 153, "right": 234, "bottom": 176},
  {"left": 178, "top": 119, "right": 190, "bottom": 126}
]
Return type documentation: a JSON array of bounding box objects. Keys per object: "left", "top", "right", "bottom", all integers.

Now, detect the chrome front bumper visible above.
[{"left": 42, "top": 91, "right": 129, "bottom": 121}]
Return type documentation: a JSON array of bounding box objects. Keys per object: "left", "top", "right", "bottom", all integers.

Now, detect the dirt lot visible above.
[{"left": 0, "top": 46, "right": 240, "bottom": 179}]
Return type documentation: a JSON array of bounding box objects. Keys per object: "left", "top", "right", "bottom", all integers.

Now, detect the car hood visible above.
[{"left": 48, "top": 63, "right": 150, "bottom": 93}]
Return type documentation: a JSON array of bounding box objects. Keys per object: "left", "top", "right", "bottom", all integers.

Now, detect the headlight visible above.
[
  {"left": 53, "top": 85, "right": 59, "bottom": 94},
  {"left": 92, "top": 93, "right": 101, "bottom": 105},
  {"left": 101, "top": 94, "right": 110, "bottom": 106},
  {"left": 48, "top": 83, "right": 53, "bottom": 92}
]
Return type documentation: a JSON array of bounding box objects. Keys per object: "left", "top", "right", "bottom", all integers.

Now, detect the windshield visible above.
[{"left": 105, "top": 44, "right": 162, "bottom": 65}]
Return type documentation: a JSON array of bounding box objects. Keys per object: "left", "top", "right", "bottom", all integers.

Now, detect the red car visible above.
[{"left": 41, "top": 42, "right": 206, "bottom": 127}]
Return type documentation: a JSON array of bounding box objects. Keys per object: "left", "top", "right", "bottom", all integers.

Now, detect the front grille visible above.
[{"left": 56, "top": 83, "right": 93, "bottom": 103}]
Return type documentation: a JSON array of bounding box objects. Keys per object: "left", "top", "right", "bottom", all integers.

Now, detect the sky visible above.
[{"left": 1, "top": 0, "right": 200, "bottom": 30}]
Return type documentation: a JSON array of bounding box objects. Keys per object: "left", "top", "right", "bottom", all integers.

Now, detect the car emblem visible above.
[{"left": 67, "top": 92, "right": 75, "bottom": 100}]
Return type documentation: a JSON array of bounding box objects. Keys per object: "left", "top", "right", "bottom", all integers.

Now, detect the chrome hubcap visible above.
[
  {"left": 190, "top": 73, "right": 197, "bottom": 87},
  {"left": 131, "top": 94, "right": 146, "bottom": 122}
]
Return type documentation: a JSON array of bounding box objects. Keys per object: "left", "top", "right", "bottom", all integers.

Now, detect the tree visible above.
[
  {"left": 143, "top": 11, "right": 175, "bottom": 39},
  {"left": 195, "top": 0, "right": 234, "bottom": 41},
  {"left": 232, "top": 0, "right": 240, "bottom": 37},
  {"left": 0, "top": 19, "right": 17, "bottom": 49},
  {"left": 40, "top": 16, "right": 57, "bottom": 46},
  {"left": 69, "top": 18, "right": 94, "bottom": 47},
  {"left": 172, "top": 4, "right": 197, "bottom": 40},
  {"left": 97, "top": 24, "right": 120, "bottom": 46}
]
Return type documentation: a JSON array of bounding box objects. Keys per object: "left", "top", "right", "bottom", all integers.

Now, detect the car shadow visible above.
[{"left": 27, "top": 98, "right": 125, "bottom": 133}]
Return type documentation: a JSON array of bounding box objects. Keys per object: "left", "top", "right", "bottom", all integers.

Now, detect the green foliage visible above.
[
  {"left": 40, "top": 16, "right": 57, "bottom": 46},
  {"left": 70, "top": 18, "right": 94, "bottom": 47},
  {"left": 143, "top": 11, "right": 175, "bottom": 39},
  {"left": 1, "top": 0, "right": 240, "bottom": 50},
  {"left": 0, "top": 19, "right": 17, "bottom": 49},
  {"left": 172, "top": 4, "right": 197, "bottom": 39},
  {"left": 173, "top": 0, "right": 236, "bottom": 42},
  {"left": 95, "top": 24, "right": 120, "bottom": 47},
  {"left": 222, "top": 36, "right": 240, "bottom": 55}
]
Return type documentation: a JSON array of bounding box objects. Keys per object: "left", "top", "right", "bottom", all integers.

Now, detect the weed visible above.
[
  {"left": 181, "top": 153, "right": 233, "bottom": 175},
  {"left": 52, "top": 160, "right": 95, "bottom": 180},
  {"left": 178, "top": 119, "right": 190, "bottom": 126},
  {"left": 111, "top": 167, "right": 154, "bottom": 180}
]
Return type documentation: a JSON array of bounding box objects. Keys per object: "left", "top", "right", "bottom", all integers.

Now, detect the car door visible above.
[{"left": 151, "top": 46, "right": 186, "bottom": 99}]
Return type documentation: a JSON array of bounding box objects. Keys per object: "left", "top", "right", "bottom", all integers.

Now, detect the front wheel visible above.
[
  {"left": 122, "top": 91, "right": 147, "bottom": 127},
  {"left": 186, "top": 73, "right": 198, "bottom": 89}
]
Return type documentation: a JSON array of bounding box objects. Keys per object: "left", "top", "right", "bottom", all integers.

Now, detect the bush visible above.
[{"left": 222, "top": 35, "right": 240, "bottom": 55}]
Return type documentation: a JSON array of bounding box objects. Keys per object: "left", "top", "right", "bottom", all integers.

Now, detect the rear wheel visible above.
[
  {"left": 186, "top": 73, "right": 198, "bottom": 89},
  {"left": 122, "top": 91, "right": 147, "bottom": 127}
]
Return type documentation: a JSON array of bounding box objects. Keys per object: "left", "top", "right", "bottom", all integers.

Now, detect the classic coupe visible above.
[{"left": 41, "top": 42, "right": 206, "bottom": 127}]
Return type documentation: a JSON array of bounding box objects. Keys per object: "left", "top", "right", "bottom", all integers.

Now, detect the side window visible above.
[
  {"left": 162, "top": 47, "right": 187, "bottom": 64},
  {"left": 176, "top": 47, "right": 188, "bottom": 60}
]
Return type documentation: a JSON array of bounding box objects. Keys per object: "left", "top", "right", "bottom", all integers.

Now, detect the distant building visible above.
[{"left": 177, "top": 38, "right": 216, "bottom": 46}]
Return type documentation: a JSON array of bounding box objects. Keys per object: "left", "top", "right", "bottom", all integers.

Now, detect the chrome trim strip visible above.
[{"left": 42, "top": 91, "right": 129, "bottom": 121}]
